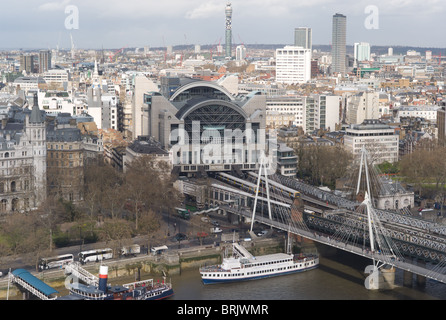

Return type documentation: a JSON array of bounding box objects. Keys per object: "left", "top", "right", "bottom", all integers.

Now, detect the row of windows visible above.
[
  {"left": 48, "top": 144, "right": 78, "bottom": 150},
  {"left": 203, "top": 261, "right": 314, "bottom": 278}
]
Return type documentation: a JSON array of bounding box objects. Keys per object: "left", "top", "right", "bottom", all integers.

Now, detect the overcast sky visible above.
[{"left": 1, "top": 0, "right": 445, "bottom": 50}]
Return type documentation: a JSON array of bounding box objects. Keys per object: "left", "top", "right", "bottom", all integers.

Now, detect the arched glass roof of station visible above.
[{"left": 169, "top": 81, "right": 235, "bottom": 103}]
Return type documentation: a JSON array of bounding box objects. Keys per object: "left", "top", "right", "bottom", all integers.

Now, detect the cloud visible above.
[
  {"left": 185, "top": 1, "right": 222, "bottom": 19},
  {"left": 38, "top": 0, "right": 71, "bottom": 12}
]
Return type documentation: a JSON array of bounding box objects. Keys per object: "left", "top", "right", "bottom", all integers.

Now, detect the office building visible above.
[
  {"left": 236, "top": 45, "right": 246, "bottom": 61},
  {"left": 331, "top": 13, "right": 347, "bottom": 75},
  {"left": 343, "top": 119, "right": 399, "bottom": 165},
  {"left": 275, "top": 46, "right": 311, "bottom": 84},
  {"left": 39, "top": 50, "right": 52, "bottom": 73},
  {"left": 294, "top": 27, "right": 312, "bottom": 50},
  {"left": 346, "top": 91, "right": 380, "bottom": 125},
  {"left": 354, "top": 42, "right": 371, "bottom": 62},
  {"left": 19, "top": 54, "right": 37, "bottom": 74}
]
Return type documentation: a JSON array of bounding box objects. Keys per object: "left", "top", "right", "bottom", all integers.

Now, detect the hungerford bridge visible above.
[{"left": 182, "top": 151, "right": 446, "bottom": 289}]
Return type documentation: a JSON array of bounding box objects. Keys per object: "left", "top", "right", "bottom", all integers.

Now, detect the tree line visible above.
[{"left": 0, "top": 155, "right": 182, "bottom": 270}]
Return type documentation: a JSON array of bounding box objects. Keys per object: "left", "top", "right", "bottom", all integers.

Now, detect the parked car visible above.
[
  {"left": 174, "top": 233, "right": 188, "bottom": 241},
  {"left": 257, "top": 230, "right": 269, "bottom": 237},
  {"left": 210, "top": 227, "right": 223, "bottom": 234}
]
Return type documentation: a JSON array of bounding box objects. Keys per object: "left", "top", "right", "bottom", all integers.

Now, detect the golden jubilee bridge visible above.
[{"left": 207, "top": 158, "right": 446, "bottom": 288}]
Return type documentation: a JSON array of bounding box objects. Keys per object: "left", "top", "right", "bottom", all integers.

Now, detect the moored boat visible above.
[
  {"left": 199, "top": 242, "right": 318, "bottom": 284},
  {"left": 66, "top": 265, "right": 173, "bottom": 300}
]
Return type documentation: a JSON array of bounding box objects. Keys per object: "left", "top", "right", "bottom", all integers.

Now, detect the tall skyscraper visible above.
[
  {"left": 331, "top": 13, "right": 346, "bottom": 75},
  {"left": 39, "top": 50, "right": 52, "bottom": 73},
  {"left": 225, "top": 2, "right": 232, "bottom": 58},
  {"left": 294, "top": 27, "right": 312, "bottom": 50}
]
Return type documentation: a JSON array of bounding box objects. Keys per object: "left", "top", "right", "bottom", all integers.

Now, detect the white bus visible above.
[
  {"left": 78, "top": 248, "right": 113, "bottom": 264},
  {"left": 38, "top": 254, "right": 74, "bottom": 271},
  {"left": 151, "top": 245, "right": 168, "bottom": 255}
]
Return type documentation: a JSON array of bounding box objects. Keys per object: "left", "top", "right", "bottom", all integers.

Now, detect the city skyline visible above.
[{"left": 0, "top": 0, "right": 445, "bottom": 50}]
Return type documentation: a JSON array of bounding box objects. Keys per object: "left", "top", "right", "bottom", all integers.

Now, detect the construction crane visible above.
[
  {"left": 70, "top": 33, "right": 75, "bottom": 60},
  {"left": 431, "top": 52, "right": 444, "bottom": 65},
  {"left": 109, "top": 46, "right": 127, "bottom": 63},
  {"left": 210, "top": 37, "right": 222, "bottom": 60}
]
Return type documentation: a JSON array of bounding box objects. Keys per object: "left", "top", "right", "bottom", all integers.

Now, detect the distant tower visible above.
[
  {"left": 294, "top": 27, "right": 312, "bottom": 50},
  {"left": 225, "top": 2, "right": 232, "bottom": 58},
  {"left": 39, "top": 50, "right": 52, "bottom": 73},
  {"left": 331, "top": 13, "right": 347, "bottom": 75},
  {"left": 26, "top": 93, "right": 47, "bottom": 207}
]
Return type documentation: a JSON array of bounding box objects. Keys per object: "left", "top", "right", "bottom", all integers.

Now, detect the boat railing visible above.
[
  {"left": 123, "top": 279, "right": 153, "bottom": 290},
  {"left": 199, "top": 266, "right": 231, "bottom": 272},
  {"left": 293, "top": 254, "right": 319, "bottom": 263}
]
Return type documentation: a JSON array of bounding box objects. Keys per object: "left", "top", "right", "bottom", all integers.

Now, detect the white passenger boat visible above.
[{"left": 200, "top": 242, "right": 319, "bottom": 284}]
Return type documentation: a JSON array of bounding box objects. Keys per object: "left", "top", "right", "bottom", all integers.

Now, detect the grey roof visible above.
[
  {"left": 30, "top": 94, "right": 44, "bottom": 123},
  {"left": 128, "top": 139, "right": 167, "bottom": 155},
  {"left": 47, "top": 126, "right": 81, "bottom": 142}
]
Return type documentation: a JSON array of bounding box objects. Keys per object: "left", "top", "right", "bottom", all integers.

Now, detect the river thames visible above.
[{"left": 169, "top": 245, "right": 446, "bottom": 300}]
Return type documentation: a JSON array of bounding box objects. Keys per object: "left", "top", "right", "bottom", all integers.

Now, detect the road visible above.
[{"left": 0, "top": 209, "right": 261, "bottom": 277}]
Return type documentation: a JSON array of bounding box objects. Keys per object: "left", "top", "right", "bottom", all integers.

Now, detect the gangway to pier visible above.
[
  {"left": 232, "top": 242, "right": 253, "bottom": 259},
  {"left": 64, "top": 262, "right": 99, "bottom": 286},
  {"left": 192, "top": 206, "right": 221, "bottom": 215},
  {"left": 9, "top": 269, "right": 59, "bottom": 300}
]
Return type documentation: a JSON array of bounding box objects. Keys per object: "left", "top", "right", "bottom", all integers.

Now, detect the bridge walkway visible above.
[
  {"left": 9, "top": 269, "right": 59, "bottom": 300},
  {"left": 220, "top": 204, "right": 446, "bottom": 285}
]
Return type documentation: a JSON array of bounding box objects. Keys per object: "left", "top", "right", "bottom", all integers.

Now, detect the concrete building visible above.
[
  {"left": 19, "top": 54, "right": 37, "bottom": 74},
  {"left": 122, "top": 136, "right": 170, "bottom": 173},
  {"left": 294, "top": 27, "right": 312, "bottom": 50},
  {"left": 331, "top": 13, "right": 347, "bottom": 75},
  {"left": 276, "top": 143, "right": 297, "bottom": 177},
  {"left": 346, "top": 91, "right": 380, "bottom": 125},
  {"left": 305, "top": 95, "right": 341, "bottom": 133},
  {"left": 394, "top": 105, "right": 440, "bottom": 123},
  {"left": 86, "top": 86, "right": 119, "bottom": 131},
  {"left": 141, "top": 77, "right": 268, "bottom": 175},
  {"left": 266, "top": 95, "right": 305, "bottom": 129},
  {"left": 343, "top": 119, "right": 399, "bottom": 164},
  {"left": 39, "top": 91, "right": 75, "bottom": 116},
  {"left": 39, "top": 50, "right": 52, "bottom": 74},
  {"left": 354, "top": 42, "right": 371, "bottom": 62},
  {"left": 267, "top": 94, "right": 340, "bottom": 134},
  {"left": 131, "top": 75, "right": 159, "bottom": 140},
  {"left": 236, "top": 45, "right": 246, "bottom": 61},
  {"left": 13, "top": 77, "right": 46, "bottom": 94},
  {"left": 275, "top": 46, "right": 311, "bottom": 84},
  {"left": 42, "top": 69, "right": 70, "bottom": 88}
]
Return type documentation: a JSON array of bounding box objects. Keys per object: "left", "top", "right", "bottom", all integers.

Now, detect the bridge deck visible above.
[{"left": 11, "top": 269, "right": 59, "bottom": 299}]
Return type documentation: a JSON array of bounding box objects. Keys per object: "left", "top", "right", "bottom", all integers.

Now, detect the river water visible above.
[{"left": 169, "top": 245, "right": 446, "bottom": 300}]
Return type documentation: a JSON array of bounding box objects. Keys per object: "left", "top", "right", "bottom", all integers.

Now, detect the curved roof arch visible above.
[
  {"left": 169, "top": 81, "right": 235, "bottom": 102},
  {"left": 177, "top": 99, "right": 247, "bottom": 121}
]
